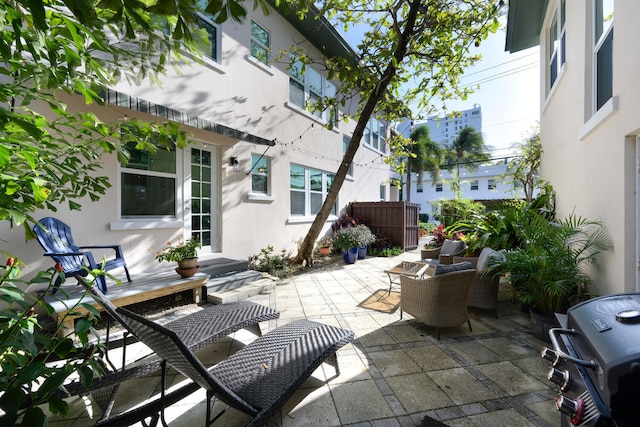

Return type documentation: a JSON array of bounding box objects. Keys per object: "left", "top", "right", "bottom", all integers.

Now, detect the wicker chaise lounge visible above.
[
  {"left": 61, "top": 277, "right": 280, "bottom": 421},
  {"left": 115, "top": 307, "right": 355, "bottom": 427}
]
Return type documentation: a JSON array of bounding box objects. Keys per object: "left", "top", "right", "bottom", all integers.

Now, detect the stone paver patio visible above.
[{"left": 47, "top": 247, "right": 561, "bottom": 427}]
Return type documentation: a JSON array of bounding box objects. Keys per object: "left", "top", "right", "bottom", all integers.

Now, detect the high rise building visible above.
[{"left": 399, "top": 104, "right": 482, "bottom": 146}]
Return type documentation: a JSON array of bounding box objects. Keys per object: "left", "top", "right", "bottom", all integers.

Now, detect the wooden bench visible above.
[{"left": 44, "top": 269, "right": 210, "bottom": 335}]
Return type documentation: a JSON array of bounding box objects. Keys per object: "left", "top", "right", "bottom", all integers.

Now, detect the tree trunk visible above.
[{"left": 292, "top": 0, "right": 422, "bottom": 266}]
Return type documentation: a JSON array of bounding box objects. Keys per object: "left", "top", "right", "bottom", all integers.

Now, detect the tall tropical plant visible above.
[
  {"left": 407, "top": 125, "right": 442, "bottom": 193},
  {"left": 506, "top": 126, "right": 541, "bottom": 202},
  {"left": 490, "top": 213, "right": 613, "bottom": 317},
  {"left": 448, "top": 183, "right": 557, "bottom": 254},
  {"left": 443, "top": 126, "right": 490, "bottom": 194}
]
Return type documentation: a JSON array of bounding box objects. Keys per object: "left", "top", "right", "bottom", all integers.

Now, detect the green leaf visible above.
[
  {"left": 21, "top": 405, "right": 46, "bottom": 427},
  {"left": 36, "top": 368, "right": 70, "bottom": 401},
  {"left": 0, "top": 387, "right": 25, "bottom": 415},
  {"left": 75, "top": 317, "right": 93, "bottom": 334},
  {"left": 77, "top": 365, "right": 94, "bottom": 388},
  {"left": 48, "top": 395, "right": 69, "bottom": 416},
  {"left": 54, "top": 337, "right": 74, "bottom": 358}
]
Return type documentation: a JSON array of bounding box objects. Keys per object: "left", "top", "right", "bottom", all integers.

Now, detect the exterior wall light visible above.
[{"left": 230, "top": 157, "right": 240, "bottom": 172}]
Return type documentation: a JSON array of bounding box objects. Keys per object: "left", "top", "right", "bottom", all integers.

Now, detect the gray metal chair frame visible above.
[
  {"left": 62, "top": 276, "right": 280, "bottom": 422},
  {"left": 115, "top": 307, "right": 354, "bottom": 427}
]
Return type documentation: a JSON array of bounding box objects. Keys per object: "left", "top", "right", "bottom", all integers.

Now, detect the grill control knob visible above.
[
  {"left": 541, "top": 347, "right": 560, "bottom": 365},
  {"left": 547, "top": 367, "right": 570, "bottom": 390},
  {"left": 556, "top": 395, "right": 584, "bottom": 425}
]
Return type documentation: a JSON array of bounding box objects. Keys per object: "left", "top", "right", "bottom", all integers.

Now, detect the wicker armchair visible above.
[
  {"left": 400, "top": 269, "right": 476, "bottom": 339},
  {"left": 421, "top": 239, "right": 467, "bottom": 265},
  {"left": 437, "top": 239, "right": 467, "bottom": 264},
  {"left": 454, "top": 247, "right": 503, "bottom": 318}
]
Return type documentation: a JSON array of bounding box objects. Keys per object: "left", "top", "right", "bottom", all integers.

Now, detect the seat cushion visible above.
[
  {"left": 434, "top": 261, "right": 474, "bottom": 276},
  {"left": 440, "top": 239, "right": 465, "bottom": 255},
  {"left": 477, "top": 247, "right": 504, "bottom": 271}
]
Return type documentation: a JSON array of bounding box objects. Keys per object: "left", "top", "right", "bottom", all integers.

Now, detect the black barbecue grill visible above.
[{"left": 540, "top": 293, "right": 640, "bottom": 426}]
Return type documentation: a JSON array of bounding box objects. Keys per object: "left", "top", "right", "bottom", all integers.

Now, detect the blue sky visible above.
[{"left": 336, "top": 17, "right": 541, "bottom": 158}]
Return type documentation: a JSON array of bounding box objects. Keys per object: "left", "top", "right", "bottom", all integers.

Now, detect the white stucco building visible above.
[
  {"left": 397, "top": 105, "right": 529, "bottom": 218},
  {"left": 4, "top": 2, "right": 392, "bottom": 278},
  {"left": 506, "top": 0, "right": 637, "bottom": 295},
  {"left": 407, "top": 162, "right": 525, "bottom": 221}
]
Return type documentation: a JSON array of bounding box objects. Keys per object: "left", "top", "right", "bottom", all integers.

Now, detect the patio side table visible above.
[{"left": 384, "top": 261, "right": 429, "bottom": 295}]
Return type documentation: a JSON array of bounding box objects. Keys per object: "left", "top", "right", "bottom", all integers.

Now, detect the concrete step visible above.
[
  {"left": 199, "top": 257, "right": 249, "bottom": 277},
  {"left": 206, "top": 273, "right": 277, "bottom": 304}
]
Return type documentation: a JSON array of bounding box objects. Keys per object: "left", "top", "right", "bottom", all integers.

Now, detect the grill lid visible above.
[{"left": 566, "top": 293, "right": 640, "bottom": 413}]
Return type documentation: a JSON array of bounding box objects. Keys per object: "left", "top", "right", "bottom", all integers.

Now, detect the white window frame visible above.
[
  {"left": 289, "top": 164, "right": 336, "bottom": 217},
  {"left": 488, "top": 179, "right": 496, "bottom": 190},
  {"left": 250, "top": 154, "right": 270, "bottom": 195},
  {"left": 196, "top": 13, "right": 220, "bottom": 63},
  {"left": 119, "top": 137, "right": 180, "bottom": 221},
  {"left": 343, "top": 135, "right": 354, "bottom": 178},
  {"left": 593, "top": 0, "right": 614, "bottom": 113},
  {"left": 251, "top": 20, "right": 270, "bottom": 65},
  {"left": 435, "top": 182, "right": 443, "bottom": 192},
  {"left": 470, "top": 180, "right": 479, "bottom": 191},
  {"left": 364, "top": 117, "right": 387, "bottom": 153},
  {"left": 547, "top": 0, "right": 566, "bottom": 93},
  {"left": 288, "top": 58, "right": 337, "bottom": 125}
]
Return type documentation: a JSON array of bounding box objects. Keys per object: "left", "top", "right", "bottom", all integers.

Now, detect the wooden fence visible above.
[{"left": 350, "top": 201, "right": 420, "bottom": 251}]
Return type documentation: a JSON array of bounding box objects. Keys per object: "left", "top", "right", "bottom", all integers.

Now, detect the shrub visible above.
[
  {"left": 0, "top": 259, "right": 105, "bottom": 426},
  {"left": 369, "top": 246, "right": 403, "bottom": 257},
  {"left": 335, "top": 224, "right": 376, "bottom": 250},
  {"left": 354, "top": 224, "right": 376, "bottom": 247},
  {"left": 335, "top": 226, "right": 361, "bottom": 250},
  {"left": 248, "top": 246, "right": 291, "bottom": 278}
]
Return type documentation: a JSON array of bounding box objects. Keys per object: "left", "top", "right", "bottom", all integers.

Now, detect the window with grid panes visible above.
[
  {"left": 251, "top": 20, "right": 269, "bottom": 65},
  {"left": 120, "top": 132, "right": 176, "bottom": 218},
  {"left": 594, "top": 0, "right": 613, "bottom": 111},
  {"left": 251, "top": 154, "right": 269, "bottom": 194},
  {"left": 289, "top": 58, "right": 337, "bottom": 125},
  {"left": 290, "top": 164, "right": 336, "bottom": 216},
  {"left": 548, "top": 0, "right": 566, "bottom": 91}
]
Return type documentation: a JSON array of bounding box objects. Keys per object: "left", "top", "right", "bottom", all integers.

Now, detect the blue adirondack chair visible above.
[{"left": 33, "top": 217, "right": 131, "bottom": 294}]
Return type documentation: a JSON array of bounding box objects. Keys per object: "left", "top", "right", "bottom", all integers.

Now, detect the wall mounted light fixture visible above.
[{"left": 229, "top": 157, "right": 240, "bottom": 172}]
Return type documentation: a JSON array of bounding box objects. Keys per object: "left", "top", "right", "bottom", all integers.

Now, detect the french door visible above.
[{"left": 189, "top": 146, "right": 219, "bottom": 252}]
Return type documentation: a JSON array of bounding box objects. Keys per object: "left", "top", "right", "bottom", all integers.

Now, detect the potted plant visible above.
[
  {"left": 335, "top": 226, "right": 361, "bottom": 264},
  {"left": 354, "top": 224, "right": 376, "bottom": 259},
  {"left": 421, "top": 223, "right": 446, "bottom": 259},
  {"left": 155, "top": 238, "right": 202, "bottom": 277},
  {"left": 317, "top": 236, "right": 334, "bottom": 256},
  {"left": 489, "top": 214, "right": 612, "bottom": 342}
]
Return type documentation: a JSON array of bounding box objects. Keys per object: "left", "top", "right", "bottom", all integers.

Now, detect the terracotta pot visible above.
[
  {"left": 319, "top": 247, "right": 331, "bottom": 256},
  {"left": 175, "top": 265, "right": 200, "bottom": 278},
  {"left": 177, "top": 257, "right": 198, "bottom": 269}
]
